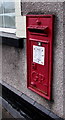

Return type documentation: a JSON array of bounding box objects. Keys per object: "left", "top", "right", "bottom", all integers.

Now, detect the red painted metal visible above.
[{"left": 26, "top": 15, "right": 54, "bottom": 100}]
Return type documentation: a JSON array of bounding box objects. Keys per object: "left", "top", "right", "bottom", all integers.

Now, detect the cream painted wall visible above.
[{"left": 15, "top": 0, "right": 26, "bottom": 38}]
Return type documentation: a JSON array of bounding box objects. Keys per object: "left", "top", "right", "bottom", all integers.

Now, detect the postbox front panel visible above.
[{"left": 26, "top": 15, "right": 54, "bottom": 100}]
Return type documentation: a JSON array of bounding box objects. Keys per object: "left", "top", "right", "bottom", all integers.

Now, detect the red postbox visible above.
[{"left": 26, "top": 15, "right": 54, "bottom": 100}]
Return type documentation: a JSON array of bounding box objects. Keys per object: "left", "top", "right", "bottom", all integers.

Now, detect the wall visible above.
[
  {"left": 63, "top": 2, "right": 65, "bottom": 119},
  {"left": 2, "top": 1, "right": 65, "bottom": 119},
  {"left": 22, "top": 2, "right": 64, "bottom": 118}
]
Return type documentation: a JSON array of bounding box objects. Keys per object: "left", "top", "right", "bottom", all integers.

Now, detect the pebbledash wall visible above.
[{"left": 2, "top": 1, "right": 65, "bottom": 119}]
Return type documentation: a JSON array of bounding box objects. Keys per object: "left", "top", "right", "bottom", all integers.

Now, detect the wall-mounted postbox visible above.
[{"left": 26, "top": 15, "right": 54, "bottom": 100}]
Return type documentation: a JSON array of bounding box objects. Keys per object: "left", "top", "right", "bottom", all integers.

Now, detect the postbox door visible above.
[{"left": 30, "top": 40, "right": 49, "bottom": 96}]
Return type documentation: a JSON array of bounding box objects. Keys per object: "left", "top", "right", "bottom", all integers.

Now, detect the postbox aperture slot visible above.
[
  {"left": 27, "top": 26, "right": 48, "bottom": 36},
  {"left": 29, "top": 28, "right": 47, "bottom": 34}
]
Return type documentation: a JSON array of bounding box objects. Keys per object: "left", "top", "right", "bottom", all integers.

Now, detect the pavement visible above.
[
  {"left": 2, "top": 107, "right": 14, "bottom": 119},
  {"left": 2, "top": 106, "right": 29, "bottom": 120}
]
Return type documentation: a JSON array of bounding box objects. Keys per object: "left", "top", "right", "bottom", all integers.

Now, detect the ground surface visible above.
[
  {"left": 2, "top": 107, "right": 27, "bottom": 120},
  {"left": 2, "top": 107, "right": 14, "bottom": 119}
]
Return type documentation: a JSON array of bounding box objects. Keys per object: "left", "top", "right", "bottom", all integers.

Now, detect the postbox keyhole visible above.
[{"left": 32, "top": 62, "right": 37, "bottom": 70}]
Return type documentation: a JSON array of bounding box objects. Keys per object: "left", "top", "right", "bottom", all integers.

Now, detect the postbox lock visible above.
[{"left": 31, "top": 82, "right": 36, "bottom": 87}]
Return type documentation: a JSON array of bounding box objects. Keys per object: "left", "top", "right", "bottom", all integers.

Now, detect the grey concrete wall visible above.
[
  {"left": 2, "top": 1, "right": 65, "bottom": 119},
  {"left": 22, "top": 2, "right": 64, "bottom": 118},
  {"left": 63, "top": 2, "right": 65, "bottom": 119}
]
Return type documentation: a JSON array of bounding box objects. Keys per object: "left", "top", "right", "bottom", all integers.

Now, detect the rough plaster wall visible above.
[
  {"left": 63, "top": 2, "right": 65, "bottom": 119},
  {"left": 0, "top": 37, "right": 2, "bottom": 99},
  {"left": 22, "top": 0, "right": 65, "bottom": 2},
  {"left": 21, "top": 2, "right": 64, "bottom": 118},
  {"left": 2, "top": 2, "right": 64, "bottom": 119}
]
